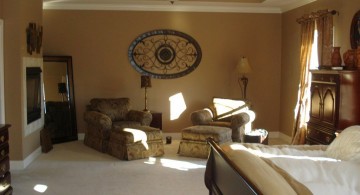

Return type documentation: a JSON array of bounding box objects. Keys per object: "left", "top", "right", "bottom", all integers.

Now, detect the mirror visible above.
[{"left": 43, "top": 56, "right": 78, "bottom": 144}]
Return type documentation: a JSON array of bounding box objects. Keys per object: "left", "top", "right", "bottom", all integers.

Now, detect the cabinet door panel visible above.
[
  {"left": 322, "top": 86, "right": 336, "bottom": 126},
  {"left": 310, "top": 85, "right": 322, "bottom": 123}
]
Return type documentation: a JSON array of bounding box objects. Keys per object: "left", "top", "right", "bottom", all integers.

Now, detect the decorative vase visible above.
[
  {"left": 343, "top": 49, "right": 357, "bottom": 70},
  {"left": 331, "top": 47, "right": 342, "bottom": 66}
]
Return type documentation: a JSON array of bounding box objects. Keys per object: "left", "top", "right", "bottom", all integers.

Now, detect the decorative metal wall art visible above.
[
  {"left": 350, "top": 10, "right": 360, "bottom": 49},
  {"left": 128, "top": 29, "right": 202, "bottom": 79}
]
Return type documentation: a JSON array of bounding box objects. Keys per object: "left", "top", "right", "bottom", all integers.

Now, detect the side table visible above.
[
  {"left": 244, "top": 129, "right": 268, "bottom": 144},
  {"left": 150, "top": 112, "right": 162, "bottom": 130}
]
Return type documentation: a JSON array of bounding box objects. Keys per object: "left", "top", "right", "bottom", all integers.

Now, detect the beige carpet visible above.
[{"left": 11, "top": 140, "right": 208, "bottom": 195}]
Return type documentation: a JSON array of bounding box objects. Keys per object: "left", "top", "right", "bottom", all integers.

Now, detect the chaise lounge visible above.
[
  {"left": 178, "top": 98, "right": 256, "bottom": 158},
  {"left": 190, "top": 97, "right": 256, "bottom": 142},
  {"left": 83, "top": 98, "right": 164, "bottom": 160}
]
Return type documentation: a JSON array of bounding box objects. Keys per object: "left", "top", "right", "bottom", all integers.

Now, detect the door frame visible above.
[{"left": 0, "top": 19, "right": 5, "bottom": 124}]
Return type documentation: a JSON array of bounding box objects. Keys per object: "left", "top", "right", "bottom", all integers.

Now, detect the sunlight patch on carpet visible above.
[
  {"left": 160, "top": 158, "right": 206, "bottom": 171},
  {"left": 144, "top": 157, "right": 206, "bottom": 171},
  {"left": 34, "top": 184, "right": 48, "bottom": 193},
  {"left": 144, "top": 157, "right": 157, "bottom": 165}
]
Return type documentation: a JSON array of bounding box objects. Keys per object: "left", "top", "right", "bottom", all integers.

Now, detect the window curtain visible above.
[
  {"left": 291, "top": 20, "right": 315, "bottom": 145},
  {"left": 317, "top": 10, "right": 334, "bottom": 66},
  {"left": 292, "top": 10, "right": 336, "bottom": 144}
]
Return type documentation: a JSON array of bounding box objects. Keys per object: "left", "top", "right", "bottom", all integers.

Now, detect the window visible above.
[{"left": 310, "top": 29, "right": 319, "bottom": 70}]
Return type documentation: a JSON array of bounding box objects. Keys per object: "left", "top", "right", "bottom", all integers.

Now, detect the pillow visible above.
[{"left": 325, "top": 125, "right": 360, "bottom": 161}]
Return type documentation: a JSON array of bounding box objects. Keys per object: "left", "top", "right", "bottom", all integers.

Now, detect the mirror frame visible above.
[{"left": 43, "top": 55, "right": 78, "bottom": 143}]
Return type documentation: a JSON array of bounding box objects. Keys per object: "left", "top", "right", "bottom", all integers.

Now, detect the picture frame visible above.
[{"left": 350, "top": 10, "right": 360, "bottom": 49}]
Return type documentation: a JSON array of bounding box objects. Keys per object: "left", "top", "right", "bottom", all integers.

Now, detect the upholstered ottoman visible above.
[
  {"left": 178, "top": 125, "right": 232, "bottom": 158},
  {"left": 108, "top": 126, "right": 164, "bottom": 160}
]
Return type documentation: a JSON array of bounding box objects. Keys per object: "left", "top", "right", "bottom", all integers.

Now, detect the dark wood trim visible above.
[{"left": 205, "top": 138, "right": 260, "bottom": 195}]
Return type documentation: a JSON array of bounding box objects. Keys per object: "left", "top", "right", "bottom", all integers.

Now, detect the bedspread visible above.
[{"left": 221, "top": 143, "right": 360, "bottom": 195}]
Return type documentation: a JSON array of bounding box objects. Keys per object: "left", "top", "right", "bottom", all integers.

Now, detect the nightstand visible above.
[{"left": 150, "top": 112, "right": 162, "bottom": 130}]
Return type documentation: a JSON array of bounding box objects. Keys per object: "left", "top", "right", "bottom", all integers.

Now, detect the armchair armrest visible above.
[
  {"left": 127, "top": 110, "right": 152, "bottom": 126},
  {"left": 190, "top": 109, "right": 213, "bottom": 125},
  {"left": 230, "top": 110, "right": 256, "bottom": 142},
  {"left": 84, "top": 111, "right": 112, "bottom": 130}
]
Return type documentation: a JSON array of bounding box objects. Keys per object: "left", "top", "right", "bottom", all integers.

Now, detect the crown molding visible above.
[
  {"left": 280, "top": 0, "right": 316, "bottom": 13},
  {"left": 43, "top": 0, "right": 316, "bottom": 14}
]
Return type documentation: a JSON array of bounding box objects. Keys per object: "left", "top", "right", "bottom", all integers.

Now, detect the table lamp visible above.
[
  {"left": 237, "top": 57, "right": 252, "bottom": 100},
  {"left": 141, "top": 75, "right": 152, "bottom": 112},
  {"left": 58, "top": 82, "right": 67, "bottom": 102}
]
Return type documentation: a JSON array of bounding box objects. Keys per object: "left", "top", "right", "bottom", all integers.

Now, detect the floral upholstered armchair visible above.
[
  {"left": 190, "top": 98, "right": 255, "bottom": 142},
  {"left": 83, "top": 98, "right": 152, "bottom": 152}
]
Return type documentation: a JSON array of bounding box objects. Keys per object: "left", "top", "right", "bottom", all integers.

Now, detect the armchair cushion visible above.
[
  {"left": 127, "top": 110, "right": 152, "bottom": 126},
  {"left": 113, "top": 121, "right": 142, "bottom": 129},
  {"left": 84, "top": 110, "right": 112, "bottom": 130},
  {"left": 209, "top": 121, "right": 231, "bottom": 127},
  {"left": 89, "top": 98, "right": 130, "bottom": 121}
]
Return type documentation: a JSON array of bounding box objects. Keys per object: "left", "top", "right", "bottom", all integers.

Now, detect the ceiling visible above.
[{"left": 43, "top": 0, "right": 317, "bottom": 13}]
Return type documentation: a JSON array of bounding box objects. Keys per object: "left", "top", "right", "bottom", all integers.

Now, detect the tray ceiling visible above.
[{"left": 43, "top": 0, "right": 317, "bottom": 13}]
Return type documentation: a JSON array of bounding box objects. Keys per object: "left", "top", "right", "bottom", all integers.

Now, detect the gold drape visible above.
[
  {"left": 291, "top": 20, "right": 315, "bottom": 145},
  {"left": 292, "top": 10, "right": 335, "bottom": 144},
  {"left": 317, "top": 10, "right": 334, "bottom": 66}
]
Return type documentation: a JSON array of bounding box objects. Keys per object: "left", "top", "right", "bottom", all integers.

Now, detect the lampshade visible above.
[
  {"left": 141, "top": 75, "right": 152, "bottom": 88},
  {"left": 58, "top": 83, "right": 67, "bottom": 93},
  {"left": 237, "top": 57, "right": 252, "bottom": 74}
]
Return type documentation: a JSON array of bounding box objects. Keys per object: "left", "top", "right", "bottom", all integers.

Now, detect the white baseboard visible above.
[
  {"left": 10, "top": 133, "right": 86, "bottom": 171},
  {"left": 10, "top": 146, "right": 41, "bottom": 170}
]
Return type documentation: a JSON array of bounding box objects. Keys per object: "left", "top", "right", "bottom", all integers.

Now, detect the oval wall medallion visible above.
[{"left": 128, "top": 29, "right": 202, "bottom": 79}]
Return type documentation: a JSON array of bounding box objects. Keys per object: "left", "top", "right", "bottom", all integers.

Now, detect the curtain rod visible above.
[{"left": 297, "top": 9, "right": 338, "bottom": 24}]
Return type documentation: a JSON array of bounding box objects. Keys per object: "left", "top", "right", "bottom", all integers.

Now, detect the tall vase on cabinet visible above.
[{"left": 331, "top": 47, "right": 342, "bottom": 67}]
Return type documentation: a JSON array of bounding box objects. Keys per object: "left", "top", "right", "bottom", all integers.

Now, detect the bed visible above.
[{"left": 205, "top": 125, "right": 360, "bottom": 195}]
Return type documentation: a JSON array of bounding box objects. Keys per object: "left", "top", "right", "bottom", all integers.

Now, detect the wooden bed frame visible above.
[{"left": 205, "top": 138, "right": 261, "bottom": 195}]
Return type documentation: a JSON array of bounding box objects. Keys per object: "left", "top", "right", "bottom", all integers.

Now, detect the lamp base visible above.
[{"left": 238, "top": 75, "right": 249, "bottom": 100}]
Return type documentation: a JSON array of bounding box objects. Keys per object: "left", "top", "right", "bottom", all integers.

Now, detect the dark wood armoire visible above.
[
  {"left": 0, "top": 124, "right": 12, "bottom": 194},
  {"left": 306, "top": 70, "right": 360, "bottom": 145}
]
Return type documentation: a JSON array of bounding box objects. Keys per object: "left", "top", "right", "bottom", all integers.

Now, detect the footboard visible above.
[{"left": 205, "top": 138, "right": 260, "bottom": 195}]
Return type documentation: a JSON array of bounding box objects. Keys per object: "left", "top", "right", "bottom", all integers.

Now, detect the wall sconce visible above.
[
  {"left": 236, "top": 57, "right": 252, "bottom": 100},
  {"left": 58, "top": 82, "right": 67, "bottom": 102},
  {"left": 141, "top": 75, "right": 152, "bottom": 112}
]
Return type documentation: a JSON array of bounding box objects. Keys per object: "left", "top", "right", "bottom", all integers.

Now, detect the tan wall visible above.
[
  {"left": 4, "top": 0, "right": 357, "bottom": 161},
  {"left": 3, "top": 0, "right": 42, "bottom": 160},
  {"left": 43, "top": 11, "right": 282, "bottom": 134},
  {"left": 280, "top": 0, "right": 360, "bottom": 137}
]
